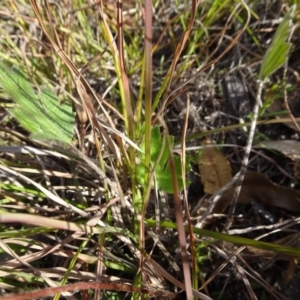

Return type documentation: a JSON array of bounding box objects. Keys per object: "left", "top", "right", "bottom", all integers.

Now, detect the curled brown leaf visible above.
[{"left": 214, "top": 172, "right": 300, "bottom": 214}]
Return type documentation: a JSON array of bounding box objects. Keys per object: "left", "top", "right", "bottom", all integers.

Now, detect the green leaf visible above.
[
  {"left": 0, "top": 61, "right": 74, "bottom": 145},
  {"left": 258, "top": 5, "right": 295, "bottom": 81},
  {"left": 137, "top": 126, "right": 190, "bottom": 193}
]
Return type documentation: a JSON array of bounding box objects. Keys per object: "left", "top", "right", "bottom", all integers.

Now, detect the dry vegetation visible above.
[{"left": 0, "top": 0, "right": 300, "bottom": 299}]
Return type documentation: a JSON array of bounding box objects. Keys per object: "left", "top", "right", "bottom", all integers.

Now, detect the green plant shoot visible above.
[
  {"left": 0, "top": 61, "right": 74, "bottom": 145},
  {"left": 258, "top": 5, "right": 295, "bottom": 81},
  {"left": 137, "top": 126, "right": 190, "bottom": 194}
]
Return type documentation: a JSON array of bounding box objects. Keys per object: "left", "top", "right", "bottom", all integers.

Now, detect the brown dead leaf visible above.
[
  {"left": 213, "top": 172, "right": 300, "bottom": 214},
  {"left": 255, "top": 140, "right": 300, "bottom": 160},
  {"left": 255, "top": 140, "right": 300, "bottom": 180},
  {"left": 199, "top": 144, "right": 232, "bottom": 194}
]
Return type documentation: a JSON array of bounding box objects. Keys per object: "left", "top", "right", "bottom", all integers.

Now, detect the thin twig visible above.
[{"left": 224, "top": 79, "right": 264, "bottom": 230}]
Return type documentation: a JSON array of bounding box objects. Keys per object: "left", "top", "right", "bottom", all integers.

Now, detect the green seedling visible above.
[
  {"left": 137, "top": 126, "right": 190, "bottom": 194},
  {"left": 258, "top": 5, "right": 295, "bottom": 81}
]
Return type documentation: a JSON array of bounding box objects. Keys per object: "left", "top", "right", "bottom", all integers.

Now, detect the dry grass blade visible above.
[
  {"left": 29, "top": 0, "right": 139, "bottom": 156},
  {"left": 0, "top": 213, "right": 126, "bottom": 235},
  {"left": 181, "top": 94, "right": 200, "bottom": 293},
  {"left": 159, "top": 117, "right": 193, "bottom": 299},
  {"left": 154, "top": 0, "right": 252, "bottom": 123},
  {"left": 2, "top": 0, "right": 300, "bottom": 299},
  {"left": 0, "top": 281, "right": 175, "bottom": 300},
  {"left": 0, "top": 165, "right": 87, "bottom": 216}
]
